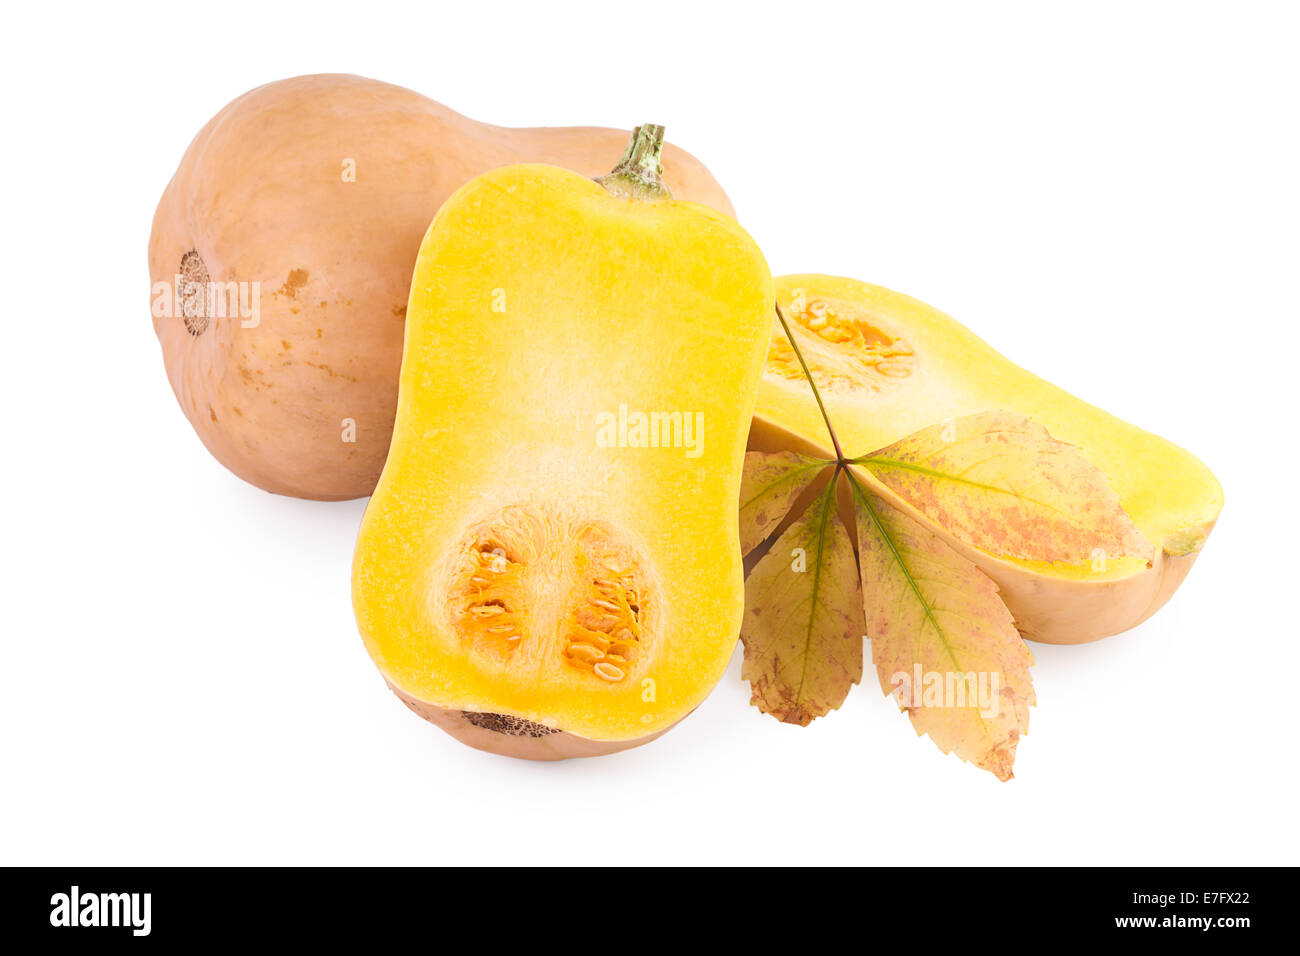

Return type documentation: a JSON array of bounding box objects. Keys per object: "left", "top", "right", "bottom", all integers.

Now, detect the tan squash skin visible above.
[
  {"left": 149, "top": 74, "right": 736, "bottom": 500},
  {"left": 389, "top": 684, "right": 672, "bottom": 761}
]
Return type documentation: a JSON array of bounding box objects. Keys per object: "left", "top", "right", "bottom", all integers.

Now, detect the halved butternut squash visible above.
[
  {"left": 751, "top": 275, "right": 1223, "bottom": 644},
  {"left": 353, "top": 130, "right": 773, "bottom": 757}
]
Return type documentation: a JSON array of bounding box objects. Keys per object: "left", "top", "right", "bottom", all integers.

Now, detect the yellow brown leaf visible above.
[
  {"left": 738, "top": 451, "right": 830, "bottom": 556},
  {"left": 858, "top": 411, "right": 1153, "bottom": 565},
  {"left": 741, "top": 478, "right": 865, "bottom": 725},
  {"left": 850, "top": 470, "right": 1035, "bottom": 781}
]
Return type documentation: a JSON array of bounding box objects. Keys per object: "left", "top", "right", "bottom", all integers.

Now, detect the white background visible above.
[{"left": 2, "top": 1, "right": 1296, "bottom": 865}]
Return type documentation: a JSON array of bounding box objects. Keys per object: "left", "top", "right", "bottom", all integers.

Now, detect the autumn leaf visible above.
[
  {"left": 741, "top": 474, "right": 865, "bottom": 726},
  {"left": 856, "top": 411, "right": 1153, "bottom": 565},
  {"left": 738, "top": 450, "right": 830, "bottom": 556},
  {"left": 735, "top": 305, "right": 1130, "bottom": 780},
  {"left": 848, "top": 469, "right": 1034, "bottom": 781}
]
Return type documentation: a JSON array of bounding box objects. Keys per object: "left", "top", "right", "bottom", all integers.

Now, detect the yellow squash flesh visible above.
[
  {"left": 353, "top": 161, "right": 773, "bottom": 757},
  {"left": 751, "top": 274, "right": 1223, "bottom": 644}
]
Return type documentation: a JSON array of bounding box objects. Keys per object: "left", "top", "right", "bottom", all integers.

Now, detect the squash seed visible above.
[
  {"left": 567, "top": 643, "right": 604, "bottom": 664},
  {"left": 593, "top": 662, "right": 625, "bottom": 682}
]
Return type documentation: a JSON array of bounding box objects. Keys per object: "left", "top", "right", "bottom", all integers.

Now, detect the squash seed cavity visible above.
[
  {"left": 560, "top": 526, "right": 648, "bottom": 684},
  {"left": 445, "top": 506, "right": 657, "bottom": 685},
  {"left": 767, "top": 296, "right": 917, "bottom": 393},
  {"left": 451, "top": 535, "right": 529, "bottom": 660}
]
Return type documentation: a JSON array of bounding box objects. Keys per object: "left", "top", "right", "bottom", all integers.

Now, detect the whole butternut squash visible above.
[{"left": 149, "top": 75, "right": 735, "bottom": 500}]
